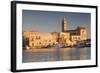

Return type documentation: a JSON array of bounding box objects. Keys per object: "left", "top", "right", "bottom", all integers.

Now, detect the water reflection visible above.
[{"left": 23, "top": 47, "right": 91, "bottom": 63}]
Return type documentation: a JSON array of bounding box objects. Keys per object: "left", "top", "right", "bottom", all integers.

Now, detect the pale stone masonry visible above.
[{"left": 23, "top": 17, "right": 87, "bottom": 49}]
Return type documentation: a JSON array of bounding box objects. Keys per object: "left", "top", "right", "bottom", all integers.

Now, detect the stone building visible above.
[
  {"left": 23, "top": 17, "right": 87, "bottom": 49},
  {"left": 23, "top": 32, "right": 58, "bottom": 48}
]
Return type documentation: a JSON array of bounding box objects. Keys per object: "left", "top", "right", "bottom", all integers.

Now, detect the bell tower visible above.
[{"left": 62, "top": 16, "right": 67, "bottom": 32}]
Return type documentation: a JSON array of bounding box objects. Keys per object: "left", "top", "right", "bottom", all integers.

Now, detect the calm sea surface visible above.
[{"left": 22, "top": 47, "right": 91, "bottom": 63}]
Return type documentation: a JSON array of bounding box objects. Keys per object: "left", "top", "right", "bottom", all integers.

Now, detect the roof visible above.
[{"left": 67, "top": 30, "right": 80, "bottom": 35}]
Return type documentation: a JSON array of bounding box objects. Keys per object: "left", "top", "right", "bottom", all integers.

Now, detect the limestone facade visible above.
[{"left": 23, "top": 17, "right": 87, "bottom": 48}]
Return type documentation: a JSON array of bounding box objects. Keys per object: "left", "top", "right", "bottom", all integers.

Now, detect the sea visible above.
[{"left": 22, "top": 47, "right": 91, "bottom": 63}]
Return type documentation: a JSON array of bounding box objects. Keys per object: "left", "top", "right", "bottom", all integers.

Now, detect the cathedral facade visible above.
[{"left": 23, "top": 17, "right": 87, "bottom": 49}]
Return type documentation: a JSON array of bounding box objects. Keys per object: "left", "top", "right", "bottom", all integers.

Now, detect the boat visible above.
[{"left": 75, "top": 43, "right": 86, "bottom": 48}]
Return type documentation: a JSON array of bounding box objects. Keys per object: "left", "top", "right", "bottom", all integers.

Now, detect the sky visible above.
[{"left": 22, "top": 10, "right": 91, "bottom": 38}]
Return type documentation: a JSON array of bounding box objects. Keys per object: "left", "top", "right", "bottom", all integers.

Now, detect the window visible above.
[
  {"left": 45, "top": 40, "right": 47, "bottom": 42},
  {"left": 35, "top": 36, "right": 40, "bottom": 40},
  {"left": 39, "top": 42, "right": 41, "bottom": 44},
  {"left": 31, "top": 38, "right": 34, "bottom": 41},
  {"left": 38, "top": 36, "right": 40, "bottom": 39},
  {"left": 32, "top": 43, "right": 34, "bottom": 46}
]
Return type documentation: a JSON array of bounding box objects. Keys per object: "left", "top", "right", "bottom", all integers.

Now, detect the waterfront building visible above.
[{"left": 23, "top": 17, "right": 87, "bottom": 49}]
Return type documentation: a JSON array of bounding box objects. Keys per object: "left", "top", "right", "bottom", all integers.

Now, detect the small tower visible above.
[
  {"left": 77, "top": 26, "right": 87, "bottom": 40},
  {"left": 62, "top": 16, "right": 67, "bottom": 32}
]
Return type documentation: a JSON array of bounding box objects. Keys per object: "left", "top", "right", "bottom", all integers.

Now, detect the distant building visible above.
[
  {"left": 23, "top": 32, "right": 58, "bottom": 48},
  {"left": 23, "top": 17, "right": 87, "bottom": 49},
  {"left": 62, "top": 16, "right": 67, "bottom": 32}
]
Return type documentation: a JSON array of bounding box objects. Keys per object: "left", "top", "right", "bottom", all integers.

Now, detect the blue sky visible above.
[{"left": 22, "top": 10, "right": 91, "bottom": 38}]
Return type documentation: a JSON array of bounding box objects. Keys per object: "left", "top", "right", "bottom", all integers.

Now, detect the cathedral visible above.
[{"left": 23, "top": 17, "right": 87, "bottom": 49}]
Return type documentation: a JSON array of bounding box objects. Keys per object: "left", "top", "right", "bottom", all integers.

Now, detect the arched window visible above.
[
  {"left": 31, "top": 38, "right": 34, "bottom": 41},
  {"left": 32, "top": 43, "right": 34, "bottom": 46}
]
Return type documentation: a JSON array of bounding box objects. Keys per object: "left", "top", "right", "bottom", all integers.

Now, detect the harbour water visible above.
[{"left": 22, "top": 47, "right": 91, "bottom": 63}]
